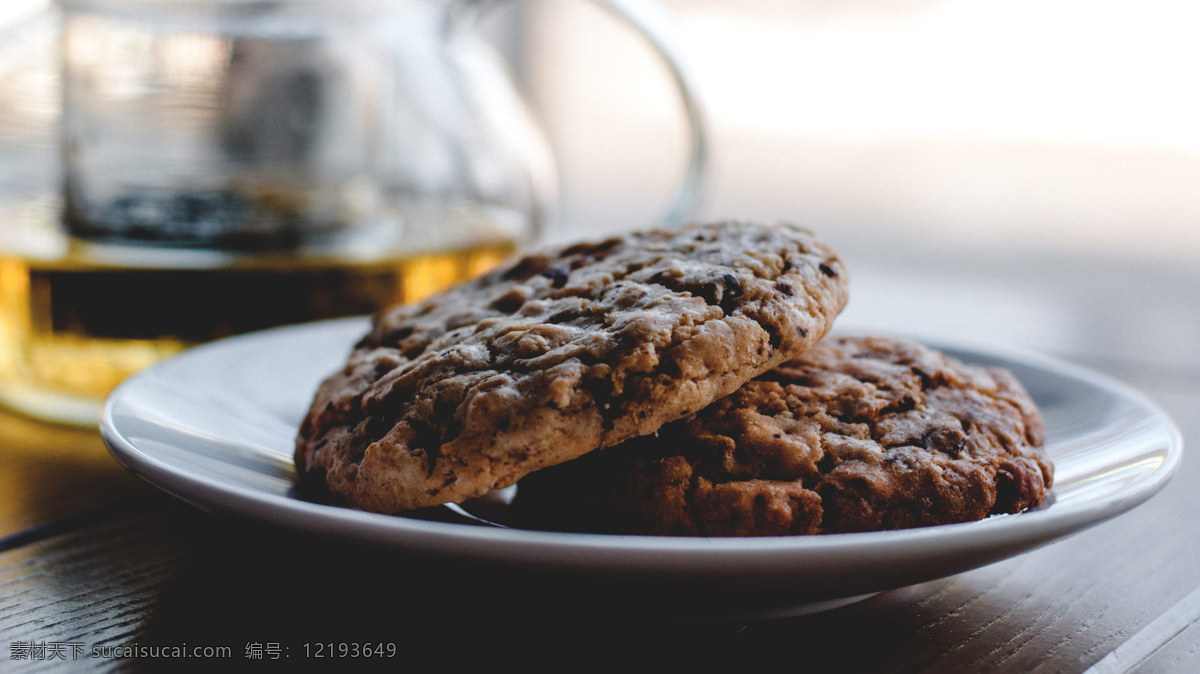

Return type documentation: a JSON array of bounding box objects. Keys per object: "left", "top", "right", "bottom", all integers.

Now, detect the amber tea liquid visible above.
[{"left": 0, "top": 241, "right": 514, "bottom": 425}]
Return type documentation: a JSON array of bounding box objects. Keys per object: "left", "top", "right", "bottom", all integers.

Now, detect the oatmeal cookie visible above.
[
  {"left": 295, "top": 220, "right": 850, "bottom": 512},
  {"left": 514, "top": 335, "right": 1052, "bottom": 536}
]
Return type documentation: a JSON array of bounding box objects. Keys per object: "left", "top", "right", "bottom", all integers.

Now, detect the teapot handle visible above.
[{"left": 450, "top": 0, "right": 709, "bottom": 226}]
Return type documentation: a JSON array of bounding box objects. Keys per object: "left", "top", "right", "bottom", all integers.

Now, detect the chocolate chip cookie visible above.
[
  {"left": 514, "top": 335, "right": 1052, "bottom": 536},
  {"left": 295, "top": 220, "right": 850, "bottom": 512}
]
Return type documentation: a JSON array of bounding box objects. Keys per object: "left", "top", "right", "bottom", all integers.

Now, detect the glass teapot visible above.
[{"left": 0, "top": 0, "right": 707, "bottom": 424}]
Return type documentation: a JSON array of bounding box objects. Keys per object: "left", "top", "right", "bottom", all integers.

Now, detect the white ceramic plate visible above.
[{"left": 101, "top": 317, "right": 1181, "bottom": 606}]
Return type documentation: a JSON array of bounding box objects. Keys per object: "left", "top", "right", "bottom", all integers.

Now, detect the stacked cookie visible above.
[{"left": 295, "top": 220, "right": 1053, "bottom": 536}]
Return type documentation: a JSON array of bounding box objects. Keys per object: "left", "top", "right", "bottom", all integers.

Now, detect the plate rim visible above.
[{"left": 100, "top": 317, "right": 1183, "bottom": 586}]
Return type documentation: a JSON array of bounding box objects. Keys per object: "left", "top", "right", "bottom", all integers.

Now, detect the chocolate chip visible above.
[
  {"left": 774, "top": 282, "right": 794, "bottom": 296},
  {"left": 542, "top": 267, "right": 570, "bottom": 288},
  {"left": 819, "top": 262, "right": 838, "bottom": 277},
  {"left": 722, "top": 273, "right": 742, "bottom": 296}
]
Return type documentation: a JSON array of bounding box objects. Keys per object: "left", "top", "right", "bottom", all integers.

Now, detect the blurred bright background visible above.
[
  {"left": 516, "top": 0, "right": 1200, "bottom": 265},
  {"left": 513, "top": 0, "right": 1200, "bottom": 378},
  {"left": 5, "top": 0, "right": 1198, "bottom": 263},
  {"left": 2, "top": 0, "right": 1198, "bottom": 375}
]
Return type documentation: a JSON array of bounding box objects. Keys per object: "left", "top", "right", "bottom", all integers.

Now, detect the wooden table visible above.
[{"left": 1, "top": 247, "right": 1196, "bottom": 672}]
